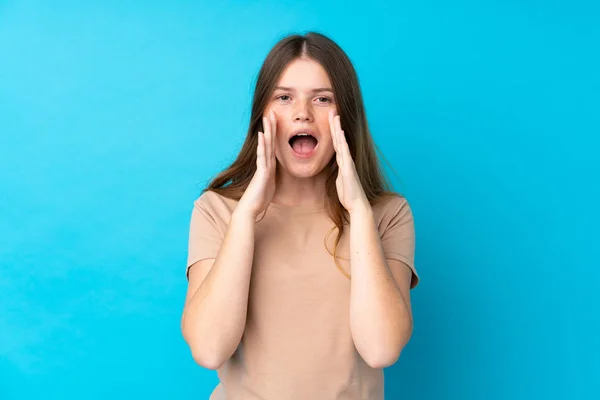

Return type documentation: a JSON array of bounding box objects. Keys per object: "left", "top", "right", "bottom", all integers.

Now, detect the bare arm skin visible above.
[{"left": 181, "top": 112, "right": 278, "bottom": 370}]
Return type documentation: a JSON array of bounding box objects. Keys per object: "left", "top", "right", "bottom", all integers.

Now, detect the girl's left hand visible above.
[{"left": 329, "top": 110, "right": 370, "bottom": 214}]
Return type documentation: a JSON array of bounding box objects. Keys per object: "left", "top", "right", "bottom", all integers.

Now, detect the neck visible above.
[{"left": 272, "top": 167, "right": 328, "bottom": 207}]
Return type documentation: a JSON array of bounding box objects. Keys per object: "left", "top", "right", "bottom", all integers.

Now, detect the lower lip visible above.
[{"left": 290, "top": 142, "right": 319, "bottom": 159}]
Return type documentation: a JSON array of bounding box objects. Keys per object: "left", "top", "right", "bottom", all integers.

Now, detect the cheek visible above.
[
  {"left": 319, "top": 136, "right": 336, "bottom": 157},
  {"left": 269, "top": 108, "right": 291, "bottom": 132},
  {"left": 269, "top": 104, "right": 289, "bottom": 117},
  {"left": 317, "top": 111, "right": 332, "bottom": 131}
]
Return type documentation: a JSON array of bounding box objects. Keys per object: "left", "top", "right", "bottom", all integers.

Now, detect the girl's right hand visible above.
[{"left": 236, "top": 111, "right": 277, "bottom": 219}]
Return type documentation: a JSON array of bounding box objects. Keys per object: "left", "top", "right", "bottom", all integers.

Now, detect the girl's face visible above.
[{"left": 264, "top": 58, "right": 337, "bottom": 179}]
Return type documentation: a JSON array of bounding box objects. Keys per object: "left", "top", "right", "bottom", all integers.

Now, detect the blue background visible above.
[{"left": 1, "top": 1, "right": 598, "bottom": 399}]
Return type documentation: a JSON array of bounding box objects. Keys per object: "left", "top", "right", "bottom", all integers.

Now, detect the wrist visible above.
[
  {"left": 232, "top": 206, "right": 259, "bottom": 223},
  {"left": 349, "top": 200, "right": 373, "bottom": 220}
]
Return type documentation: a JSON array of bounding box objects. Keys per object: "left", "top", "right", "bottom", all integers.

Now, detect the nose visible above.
[{"left": 293, "top": 100, "right": 314, "bottom": 123}]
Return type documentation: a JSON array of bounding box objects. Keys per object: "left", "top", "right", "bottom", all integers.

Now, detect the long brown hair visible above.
[{"left": 205, "top": 32, "right": 398, "bottom": 279}]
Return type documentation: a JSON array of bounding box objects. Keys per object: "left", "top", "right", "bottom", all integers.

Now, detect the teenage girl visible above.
[{"left": 181, "top": 32, "right": 420, "bottom": 400}]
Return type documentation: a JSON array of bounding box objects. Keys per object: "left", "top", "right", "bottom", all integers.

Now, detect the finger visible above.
[
  {"left": 262, "top": 116, "right": 271, "bottom": 168},
  {"left": 269, "top": 110, "right": 277, "bottom": 160},
  {"left": 338, "top": 118, "right": 351, "bottom": 166},
  {"left": 267, "top": 116, "right": 275, "bottom": 169},
  {"left": 335, "top": 115, "right": 344, "bottom": 167},
  {"left": 340, "top": 129, "right": 349, "bottom": 167},
  {"left": 334, "top": 115, "right": 343, "bottom": 141},
  {"left": 333, "top": 115, "right": 346, "bottom": 164},
  {"left": 329, "top": 110, "right": 338, "bottom": 153},
  {"left": 257, "top": 131, "right": 265, "bottom": 168}
]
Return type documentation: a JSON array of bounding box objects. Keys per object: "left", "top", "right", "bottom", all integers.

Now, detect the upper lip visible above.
[{"left": 288, "top": 128, "right": 318, "bottom": 142}]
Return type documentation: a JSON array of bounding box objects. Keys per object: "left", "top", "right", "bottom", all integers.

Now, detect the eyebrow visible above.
[{"left": 274, "top": 86, "right": 334, "bottom": 93}]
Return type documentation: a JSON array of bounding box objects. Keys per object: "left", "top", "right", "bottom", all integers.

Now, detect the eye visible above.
[
  {"left": 316, "top": 96, "right": 332, "bottom": 103},
  {"left": 277, "top": 94, "right": 291, "bottom": 101}
]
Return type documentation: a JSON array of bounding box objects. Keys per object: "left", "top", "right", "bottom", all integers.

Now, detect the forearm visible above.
[
  {"left": 349, "top": 204, "right": 413, "bottom": 368},
  {"left": 182, "top": 209, "right": 256, "bottom": 369}
]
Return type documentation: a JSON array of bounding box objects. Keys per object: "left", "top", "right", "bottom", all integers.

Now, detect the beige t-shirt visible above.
[{"left": 186, "top": 190, "right": 419, "bottom": 400}]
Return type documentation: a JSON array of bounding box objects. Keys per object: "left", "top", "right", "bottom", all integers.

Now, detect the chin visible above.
[
  {"left": 281, "top": 161, "right": 328, "bottom": 179},
  {"left": 288, "top": 165, "right": 321, "bottom": 179}
]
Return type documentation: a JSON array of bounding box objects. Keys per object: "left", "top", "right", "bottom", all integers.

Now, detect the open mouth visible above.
[{"left": 288, "top": 133, "right": 318, "bottom": 156}]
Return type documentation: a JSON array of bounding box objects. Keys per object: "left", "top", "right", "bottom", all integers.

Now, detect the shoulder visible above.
[
  {"left": 371, "top": 192, "right": 413, "bottom": 226},
  {"left": 193, "top": 190, "right": 239, "bottom": 223}
]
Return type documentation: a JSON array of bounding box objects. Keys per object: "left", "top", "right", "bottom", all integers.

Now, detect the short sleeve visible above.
[
  {"left": 186, "top": 194, "right": 224, "bottom": 280},
  {"left": 379, "top": 196, "right": 419, "bottom": 289}
]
